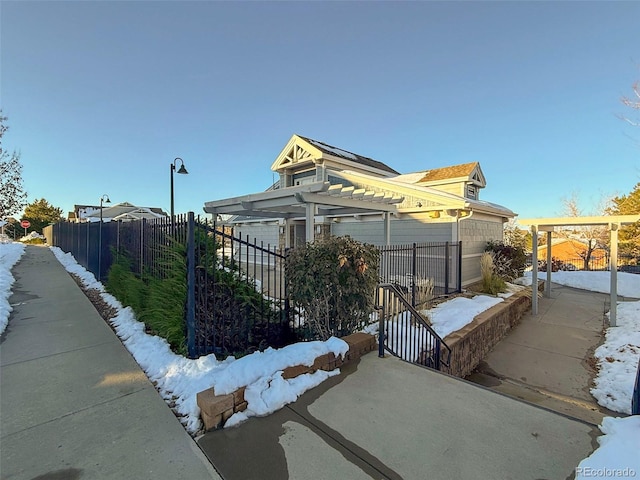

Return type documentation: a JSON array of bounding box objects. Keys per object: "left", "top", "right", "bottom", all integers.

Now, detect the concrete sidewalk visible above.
[
  {"left": 199, "top": 353, "right": 597, "bottom": 480},
  {"left": 0, "top": 246, "right": 220, "bottom": 480},
  {"left": 469, "top": 283, "right": 623, "bottom": 425}
]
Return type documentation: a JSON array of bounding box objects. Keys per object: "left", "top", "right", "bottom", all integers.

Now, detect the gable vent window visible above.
[{"left": 467, "top": 185, "right": 477, "bottom": 199}]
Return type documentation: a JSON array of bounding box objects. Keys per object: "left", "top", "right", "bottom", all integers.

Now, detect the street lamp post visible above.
[
  {"left": 170, "top": 157, "right": 189, "bottom": 223},
  {"left": 98, "top": 194, "right": 111, "bottom": 281}
]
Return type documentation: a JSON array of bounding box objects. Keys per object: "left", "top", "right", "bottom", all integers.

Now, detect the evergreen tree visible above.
[
  {"left": 608, "top": 183, "right": 640, "bottom": 257},
  {"left": 23, "top": 198, "right": 63, "bottom": 233}
]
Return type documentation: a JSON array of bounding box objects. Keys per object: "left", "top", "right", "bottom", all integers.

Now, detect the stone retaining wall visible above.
[
  {"left": 443, "top": 287, "right": 538, "bottom": 378},
  {"left": 197, "top": 333, "right": 376, "bottom": 431}
]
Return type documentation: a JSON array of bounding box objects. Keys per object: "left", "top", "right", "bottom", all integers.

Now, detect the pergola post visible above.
[
  {"left": 306, "top": 202, "right": 315, "bottom": 243},
  {"left": 610, "top": 223, "right": 619, "bottom": 327},
  {"left": 546, "top": 230, "right": 552, "bottom": 298},
  {"left": 383, "top": 212, "right": 391, "bottom": 246},
  {"left": 284, "top": 219, "right": 290, "bottom": 249},
  {"left": 531, "top": 225, "right": 538, "bottom": 315}
]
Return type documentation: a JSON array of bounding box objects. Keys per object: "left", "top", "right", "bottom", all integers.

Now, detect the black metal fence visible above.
[
  {"left": 534, "top": 254, "right": 640, "bottom": 273},
  {"left": 46, "top": 217, "right": 463, "bottom": 360},
  {"left": 376, "top": 283, "right": 451, "bottom": 371},
  {"left": 45, "top": 214, "right": 295, "bottom": 359},
  {"left": 378, "top": 241, "right": 462, "bottom": 309},
  {"left": 193, "top": 216, "right": 295, "bottom": 358}
]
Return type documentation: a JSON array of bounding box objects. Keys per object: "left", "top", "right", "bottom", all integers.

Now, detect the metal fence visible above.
[
  {"left": 376, "top": 283, "right": 451, "bottom": 371},
  {"left": 534, "top": 254, "right": 640, "bottom": 273},
  {"left": 45, "top": 214, "right": 295, "bottom": 359},
  {"left": 46, "top": 217, "right": 464, "bottom": 360},
  {"left": 378, "top": 241, "right": 462, "bottom": 309},
  {"left": 193, "top": 216, "right": 295, "bottom": 358}
]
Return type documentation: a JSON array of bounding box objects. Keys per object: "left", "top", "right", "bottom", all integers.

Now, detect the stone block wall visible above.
[
  {"left": 196, "top": 333, "right": 376, "bottom": 431},
  {"left": 443, "top": 289, "right": 535, "bottom": 378}
]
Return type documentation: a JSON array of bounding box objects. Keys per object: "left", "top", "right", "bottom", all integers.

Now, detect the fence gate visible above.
[{"left": 187, "top": 215, "right": 296, "bottom": 358}]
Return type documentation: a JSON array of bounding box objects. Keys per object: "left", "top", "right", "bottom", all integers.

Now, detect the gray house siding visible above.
[
  {"left": 458, "top": 217, "right": 504, "bottom": 285},
  {"left": 235, "top": 224, "right": 279, "bottom": 248},
  {"left": 331, "top": 217, "right": 454, "bottom": 246}
]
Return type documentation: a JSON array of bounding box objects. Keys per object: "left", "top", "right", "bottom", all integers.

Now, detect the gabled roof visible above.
[
  {"left": 297, "top": 135, "right": 399, "bottom": 175},
  {"left": 413, "top": 162, "right": 486, "bottom": 188},
  {"left": 84, "top": 202, "right": 167, "bottom": 220},
  {"left": 271, "top": 134, "right": 399, "bottom": 176}
]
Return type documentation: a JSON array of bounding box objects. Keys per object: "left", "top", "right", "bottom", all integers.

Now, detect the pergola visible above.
[
  {"left": 203, "top": 181, "right": 404, "bottom": 247},
  {"left": 518, "top": 215, "right": 640, "bottom": 326}
]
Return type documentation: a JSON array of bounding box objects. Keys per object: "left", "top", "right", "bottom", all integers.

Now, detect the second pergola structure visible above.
[{"left": 518, "top": 215, "right": 640, "bottom": 326}]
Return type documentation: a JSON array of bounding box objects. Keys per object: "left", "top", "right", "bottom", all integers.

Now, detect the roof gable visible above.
[
  {"left": 271, "top": 134, "right": 399, "bottom": 176},
  {"left": 415, "top": 162, "right": 486, "bottom": 187}
]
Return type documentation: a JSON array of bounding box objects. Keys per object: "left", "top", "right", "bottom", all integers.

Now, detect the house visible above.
[
  {"left": 537, "top": 238, "right": 608, "bottom": 270},
  {"left": 204, "top": 134, "right": 515, "bottom": 286},
  {"left": 70, "top": 202, "right": 167, "bottom": 222}
]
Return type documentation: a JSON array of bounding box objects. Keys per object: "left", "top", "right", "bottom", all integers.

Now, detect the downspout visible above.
[
  {"left": 454, "top": 209, "right": 474, "bottom": 290},
  {"left": 453, "top": 208, "right": 474, "bottom": 244}
]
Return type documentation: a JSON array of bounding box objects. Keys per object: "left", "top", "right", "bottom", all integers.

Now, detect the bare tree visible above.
[
  {"left": 558, "top": 192, "right": 609, "bottom": 270},
  {"left": 0, "top": 112, "right": 27, "bottom": 223},
  {"left": 621, "top": 80, "right": 640, "bottom": 127}
]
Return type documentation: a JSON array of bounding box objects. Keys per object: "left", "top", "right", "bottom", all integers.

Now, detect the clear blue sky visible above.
[{"left": 1, "top": 1, "right": 639, "bottom": 222}]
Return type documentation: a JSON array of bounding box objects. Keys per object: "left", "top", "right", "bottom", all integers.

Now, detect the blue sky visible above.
[{"left": 1, "top": 1, "right": 639, "bottom": 223}]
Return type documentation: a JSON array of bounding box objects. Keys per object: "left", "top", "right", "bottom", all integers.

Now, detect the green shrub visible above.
[
  {"left": 106, "top": 247, "right": 187, "bottom": 355},
  {"left": 286, "top": 235, "right": 379, "bottom": 340}
]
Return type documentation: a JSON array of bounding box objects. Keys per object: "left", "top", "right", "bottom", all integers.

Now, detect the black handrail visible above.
[
  {"left": 376, "top": 283, "right": 451, "bottom": 371},
  {"left": 632, "top": 357, "right": 640, "bottom": 415}
]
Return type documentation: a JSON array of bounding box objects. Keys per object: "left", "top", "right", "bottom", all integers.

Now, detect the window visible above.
[{"left": 467, "top": 185, "right": 477, "bottom": 199}]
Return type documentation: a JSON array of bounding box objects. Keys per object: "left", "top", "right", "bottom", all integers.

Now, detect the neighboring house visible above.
[
  {"left": 204, "top": 134, "right": 515, "bottom": 286},
  {"left": 537, "top": 238, "right": 607, "bottom": 270},
  {"left": 70, "top": 202, "right": 167, "bottom": 222}
]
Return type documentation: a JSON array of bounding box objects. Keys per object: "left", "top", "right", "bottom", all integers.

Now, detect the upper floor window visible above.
[{"left": 467, "top": 185, "right": 477, "bottom": 200}]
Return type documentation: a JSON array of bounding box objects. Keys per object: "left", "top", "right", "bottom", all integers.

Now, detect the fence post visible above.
[
  {"left": 411, "top": 242, "right": 417, "bottom": 307},
  {"left": 140, "top": 218, "right": 145, "bottom": 275},
  {"left": 457, "top": 241, "right": 462, "bottom": 292},
  {"left": 378, "top": 288, "right": 386, "bottom": 358},
  {"left": 444, "top": 241, "right": 450, "bottom": 295},
  {"left": 86, "top": 221, "right": 90, "bottom": 269},
  {"left": 186, "top": 212, "right": 196, "bottom": 358}
]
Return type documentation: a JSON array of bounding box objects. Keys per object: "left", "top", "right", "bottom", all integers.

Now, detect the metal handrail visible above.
[
  {"left": 376, "top": 283, "right": 451, "bottom": 370},
  {"left": 632, "top": 357, "right": 640, "bottom": 415}
]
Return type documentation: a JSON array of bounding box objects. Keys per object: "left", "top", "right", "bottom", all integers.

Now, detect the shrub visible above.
[
  {"left": 286, "top": 235, "right": 379, "bottom": 340},
  {"left": 106, "top": 247, "right": 188, "bottom": 355},
  {"left": 485, "top": 240, "right": 527, "bottom": 281},
  {"left": 480, "top": 252, "right": 506, "bottom": 295}
]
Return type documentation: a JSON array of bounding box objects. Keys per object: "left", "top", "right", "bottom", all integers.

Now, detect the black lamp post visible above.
[
  {"left": 98, "top": 194, "right": 110, "bottom": 281},
  {"left": 170, "top": 157, "right": 189, "bottom": 221}
]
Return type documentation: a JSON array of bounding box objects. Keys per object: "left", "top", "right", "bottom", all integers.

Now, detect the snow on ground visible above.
[
  {"left": 521, "top": 270, "right": 640, "bottom": 298},
  {"left": 427, "top": 295, "right": 504, "bottom": 338},
  {"left": 49, "top": 246, "right": 348, "bottom": 433},
  {"left": 361, "top": 294, "right": 504, "bottom": 363},
  {"left": 575, "top": 416, "right": 640, "bottom": 480},
  {"left": 0, "top": 243, "right": 26, "bottom": 334},
  {"left": 591, "top": 301, "right": 640, "bottom": 414}
]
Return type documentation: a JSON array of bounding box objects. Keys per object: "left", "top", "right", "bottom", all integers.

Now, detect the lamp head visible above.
[{"left": 173, "top": 157, "right": 188, "bottom": 175}]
